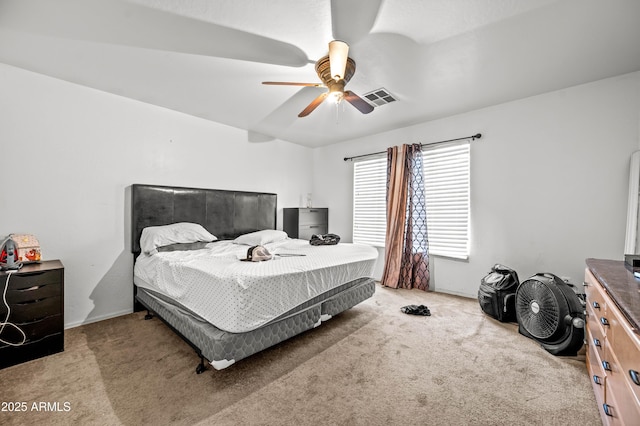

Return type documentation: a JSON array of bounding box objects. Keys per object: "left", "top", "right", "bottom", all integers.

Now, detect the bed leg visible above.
[
  {"left": 144, "top": 310, "right": 154, "bottom": 320},
  {"left": 195, "top": 356, "right": 207, "bottom": 374}
]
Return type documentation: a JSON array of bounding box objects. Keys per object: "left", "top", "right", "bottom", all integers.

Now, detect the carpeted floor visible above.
[{"left": 0, "top": 284, "right": 601, "bottom": 426}]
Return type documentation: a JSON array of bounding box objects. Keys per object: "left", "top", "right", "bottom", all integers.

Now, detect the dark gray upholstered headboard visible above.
[{"left": 131, "top": 184, "right": 277, "bottom": 254}]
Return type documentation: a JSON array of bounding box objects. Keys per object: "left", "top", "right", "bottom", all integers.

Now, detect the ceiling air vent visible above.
[{"left": 363, "top": 88, "right": 397, "bottom": 107}]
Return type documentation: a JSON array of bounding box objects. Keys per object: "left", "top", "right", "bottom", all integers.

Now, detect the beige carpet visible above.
[{"left": 0, "top": 285, "right": 600, "bottom": 426}]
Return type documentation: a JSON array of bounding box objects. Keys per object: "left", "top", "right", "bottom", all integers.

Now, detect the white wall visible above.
[
  {"left": 0, "top": 64, "right": 314, "bottom": 328},
  {"left": 2, "top": 63, "right": 638, "bottom": 328},
  {"left": 313, "top": 71, "right": 640, "bottom": 297}
]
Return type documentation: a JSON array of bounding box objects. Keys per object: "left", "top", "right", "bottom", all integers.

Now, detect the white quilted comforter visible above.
[{"left": 134, "top": 239, "right": 377, "bottom": 333}]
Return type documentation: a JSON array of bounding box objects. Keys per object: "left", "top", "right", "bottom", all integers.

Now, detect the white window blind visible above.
[
  {"left": 422, "top": 141, "right": 470, "bottom": 259},
  {"left": 352, "top": 140, "right": 470, "bottom": 259},
  {"left": 353, "top": 156, "right": 388, "bottom": 247}
]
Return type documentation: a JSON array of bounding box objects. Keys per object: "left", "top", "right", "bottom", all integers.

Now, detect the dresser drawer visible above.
[
  {"left": 299, "top": 208, "right": 328, "bottom": 226},
  {"left": 586, "top": 327, "right": 607, "bottom": 389},
  {"left": 606, "top": 297, "right": 640, "bottom": 404},
  {"left": 603, "top": 348, "right": 640, "bottom": 424},
  {"left": 585, "top": 311, "right": 607, "bottom": 367},
  {"left": 584, "top": 269, "right": 608, "bottom": 315},
  {"left": 601, "top": 385, "right": 626, "bottom": 426}
]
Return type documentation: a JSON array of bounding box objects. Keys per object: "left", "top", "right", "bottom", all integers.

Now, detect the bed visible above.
[{"left": 131, "top": 184, "right": 377, "bottom": 373}]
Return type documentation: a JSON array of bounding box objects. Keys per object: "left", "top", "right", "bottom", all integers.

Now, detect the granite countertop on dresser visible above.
[{"left": 586, "top": 258, "right": 640, "bottom": 334}]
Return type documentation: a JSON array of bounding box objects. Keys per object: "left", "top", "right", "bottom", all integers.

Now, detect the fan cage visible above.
[{"left": 516, "top": 277, "right": 570, "bottom": 341}]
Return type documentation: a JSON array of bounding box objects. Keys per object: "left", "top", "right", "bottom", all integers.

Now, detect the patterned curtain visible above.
[{"left": 381, "top": 144, "right": 430, "bottom": 290}]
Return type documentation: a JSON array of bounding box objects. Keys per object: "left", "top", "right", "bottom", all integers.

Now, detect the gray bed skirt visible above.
[{"left": 136, "top": 277, "right": 375, "bottom": 370}]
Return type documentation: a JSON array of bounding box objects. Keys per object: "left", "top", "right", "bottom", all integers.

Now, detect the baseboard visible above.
[
  {"left": 433, "top": 288, "right": 476, "bottom": 299},
  {"left": 64, "top": 309, "right": 133, "bottom": 330}
]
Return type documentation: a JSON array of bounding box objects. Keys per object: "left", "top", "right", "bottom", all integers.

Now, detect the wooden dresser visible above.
[
  {"left": 0, "top": 260, "right": 64, "bottom": 369},
  {"left": 283, "top": 208, "right": 328, "bottom": 240},
  {"left": 584, "top": 258, "right": 640, "bottom": 425}
]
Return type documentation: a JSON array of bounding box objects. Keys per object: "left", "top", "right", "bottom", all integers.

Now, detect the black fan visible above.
[{"left": 515, "top": 273, "right": 585, "bottom": 356}]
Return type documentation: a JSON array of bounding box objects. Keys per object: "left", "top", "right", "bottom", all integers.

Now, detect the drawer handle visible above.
[
  {"left": 15, "top": 297, "right": 49, "bottom": 305},
  {"left": 583, "top": 281, "right": 588, "bottom": 287},
  {"left": 603, "top": 404, "right": 613, "bottom": 417},
  {"left": 602, "top": 361, "right": 611, "bottom": 371},
  {"left": 631, "top": 370, "right": 640, "bottom": 386},
  {"left": 309, "top": 225, "right": 320, "bottom": 228},
  {"left": 593, "top": 338, "right": 601, "bottom": 347},
  {"left": 592, "top": 301, "right": 600, "bottom": 310},
  {"left": 17, "top": 284, "right": 44, "bottom": 292},
  {"left": 17, "top": 314, "right": 55, "bottom": 325},
  {"left": 20, "top": 271, "right": 48, "bottom": 277},
  {"left": 593, "top": 375, "right": 602, "bottom": 385},
  {"left": 600, "top": 317, "right": 609, "bottom": 327}
]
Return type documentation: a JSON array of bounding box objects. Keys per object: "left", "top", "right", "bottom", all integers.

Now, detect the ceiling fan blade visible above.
[
  {"left": 0, "top": 0, "right": 309, "bottom": 67},
  {"left": 263, "top": 82, "right": 323, "bottom": 87},
  {"left": 344, "top": 91, "right": 374, "bottom": 114},
  {"left": 331, "top": 0, "right": 383, "bottom": 44},
  {"left": 299, "top": 92, "right": 329, "bottom": 117},
  {"left": 249, "top": 87, "right": 326, "bottom": 141}
]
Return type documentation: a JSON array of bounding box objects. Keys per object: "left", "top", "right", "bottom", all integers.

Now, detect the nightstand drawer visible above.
[
  {"left": 299, "top": 209, "right": 328, "bottom": 225},
  {"left": 298, "top": 225, "right": 328, "bottom": 240},
  {"left": 0, "top": 333, "right": 64, "bottom": 369},
  {"left": 6, "top": 295, "right": 62, "bottom": 323},
  {"left": 7, "top": 281, "right": 61, "bottom": 304},
  {"left": 0, "top": 314, "right": 62, "bottom": 347},
  {"left": 5, "top": 268, "right": 62, "bottom": 290}
]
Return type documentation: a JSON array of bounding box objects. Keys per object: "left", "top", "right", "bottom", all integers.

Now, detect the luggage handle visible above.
[
  {"left": 492, "top": 264, "right": 516, "bottom": 274},
  {"left": 491, "top": 264, "right": 520, "bottom": 284},
  {"left": 503, "top": 293, "right": 515, "bottom": 312},
  {"left": 535, "top": 272, "right": 574, "bottom": 287}
]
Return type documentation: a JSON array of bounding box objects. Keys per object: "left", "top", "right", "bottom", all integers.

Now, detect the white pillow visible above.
[
  {"left": 140, "top": 222, "right": 216, "bottom": 254},
  {"left": 233, "top": 230, "right": 288, "bottom": 246}
]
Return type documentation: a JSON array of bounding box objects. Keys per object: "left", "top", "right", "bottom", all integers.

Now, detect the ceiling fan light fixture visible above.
[
  {"left": 327, "top": 79, "right": 346, "bottom": 104},
  {"left": 328, "top": 90, "right": 344, "bottom": 104},
  {"left": 329, "top": 40, "right": 349, "bottom": 81}
]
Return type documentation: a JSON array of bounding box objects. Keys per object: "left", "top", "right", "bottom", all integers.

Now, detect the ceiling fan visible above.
[{"left": 262, "top": 40, "right": 374, "bottom": 118}]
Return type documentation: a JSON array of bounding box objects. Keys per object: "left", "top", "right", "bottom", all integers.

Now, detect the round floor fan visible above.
[{"left": 515, "top": 273, "right": 585, "bottom": 356}]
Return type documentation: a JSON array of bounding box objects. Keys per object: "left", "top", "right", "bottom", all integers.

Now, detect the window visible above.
[
  {"left": 352, "top": 141, "right": 470, "bottom": 259},
  {"left": 422, "top": 142, "right": 470, "bottom": 259},
  {"left": 353, "top": 156, "right": 388, "bottom": 247}
]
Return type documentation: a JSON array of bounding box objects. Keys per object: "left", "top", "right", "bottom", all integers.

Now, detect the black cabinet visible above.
[
  {"left": 0, "top": 260, "right": 64, "bottom": 369},
  {"left": 283, "top": 208, "right": 328, "bottom": 240}
]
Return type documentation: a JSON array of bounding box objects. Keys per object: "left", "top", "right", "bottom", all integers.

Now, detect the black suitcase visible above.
[{"left": 478, "top": 264, "right": 519, "bottom": 322}]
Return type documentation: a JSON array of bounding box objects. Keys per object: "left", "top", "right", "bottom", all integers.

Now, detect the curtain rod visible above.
[{"left": 343, "top": 133, "right": 482, "bottom": 162}]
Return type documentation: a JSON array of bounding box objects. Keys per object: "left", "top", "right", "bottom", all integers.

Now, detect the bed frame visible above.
[{"left": 130, "top": 183, "right": 375, "bottom": 374}]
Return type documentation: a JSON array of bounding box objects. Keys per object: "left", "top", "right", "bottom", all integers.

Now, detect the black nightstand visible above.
[
  {"left": 283, "top": 208, "right": 328, "bottom": 240},
  {"left": 0, "top": 260, "right": 64, "bottom": 369}
]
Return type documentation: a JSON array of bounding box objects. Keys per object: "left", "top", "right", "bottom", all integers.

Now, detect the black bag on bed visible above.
[
  {"left": 309, "top": 233, "right": 340, "bottom": 246},
  {"left": 478, "top": 264, "right": 519, "bottom": 322}
]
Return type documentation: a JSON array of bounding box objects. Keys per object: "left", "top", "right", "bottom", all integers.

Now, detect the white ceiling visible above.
[{"left": 1, "top": 0, "right": 639, "bottom": 148}]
